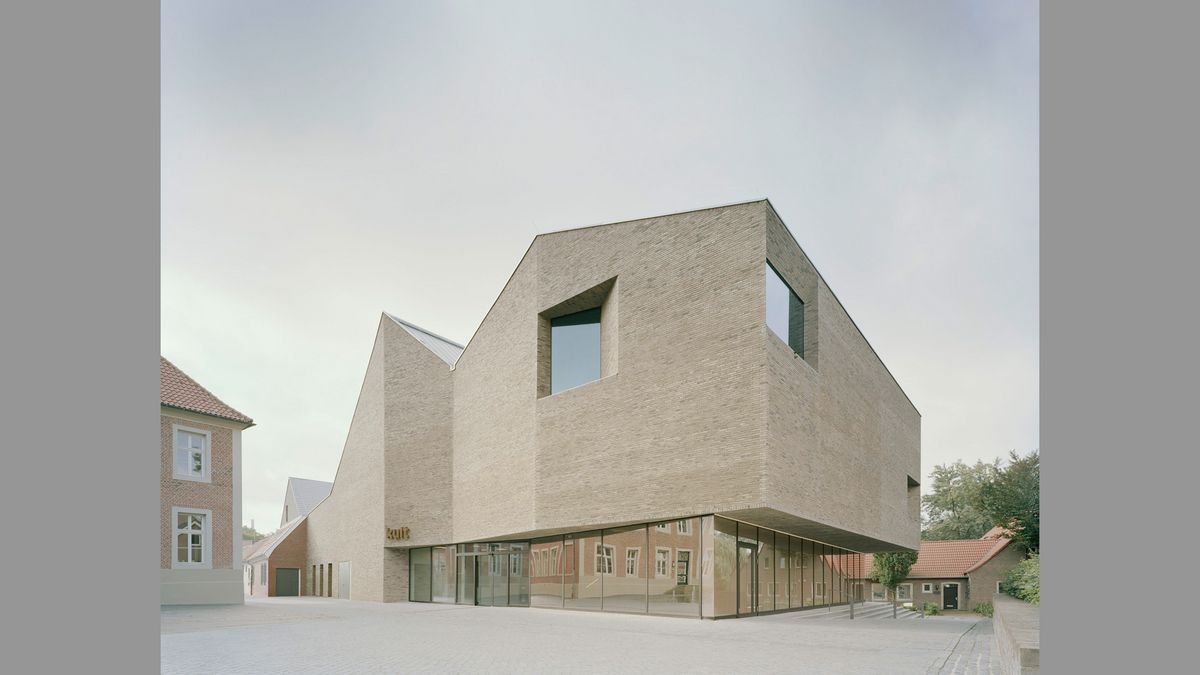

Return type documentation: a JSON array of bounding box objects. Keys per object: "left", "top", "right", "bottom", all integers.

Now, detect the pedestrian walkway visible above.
[{"left": 162, "top": 597, "right": 1001, "bottom": 674}]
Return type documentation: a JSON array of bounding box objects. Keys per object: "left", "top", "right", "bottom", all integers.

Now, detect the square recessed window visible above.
[
  {"left": 173, "top": 426, "right": 210, "bottom": 482},
  {"left": 551, "top": 307, "right": 601, "bottom": 394},
  {"left": 765, "top": 262, "right": 805, "bottom": 357}
]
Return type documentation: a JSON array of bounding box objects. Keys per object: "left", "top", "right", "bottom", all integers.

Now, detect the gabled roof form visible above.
[
  {"left": 383, "top": 313, "right": 464, "bottom": 366},
  {"left": 245, "top": 515, "right": 306, "bottom": 563},
  {"left": 287, "top": 477, "right": 333, "bottom": 518},
  {"left": 856, "top": 536, "right": 1013, "bottom": 579},
  {"left": 160, "top": 356, "right": 253, "bottom": 425}
]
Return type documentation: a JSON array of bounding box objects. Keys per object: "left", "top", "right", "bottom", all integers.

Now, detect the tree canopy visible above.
[
  {"left": 980, "top": 450, "right": 1040, "bottom": 552},
  {"left": 921, "top": 459, "right": 1001, "bottom": 540},
  {"left": 869, "top": 550, "right": 919, "bottom": 617},
  {"left": 869, "top": 550, "right": 919, "bottom": 590},
  {"left": 242, "top": 524, "right": 267, "bottom": 542}
]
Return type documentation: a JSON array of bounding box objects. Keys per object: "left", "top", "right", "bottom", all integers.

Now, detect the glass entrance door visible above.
[
  {"left": 488, "top": 545, "right": 509, "bottom": 607},
  {"left": 457, "top": 542, "right": 530, "bottom": 608},
  {"left": 456, "top": 549, "right": 476, "bottom": 605},
  {"left": 737, "top": 541, "right": 758, "bottom": 615}
]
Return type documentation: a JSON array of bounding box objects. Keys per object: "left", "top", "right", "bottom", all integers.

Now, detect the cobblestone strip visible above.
[{"left": 927, "top": 619, "right": 1000, "bottom": 675}]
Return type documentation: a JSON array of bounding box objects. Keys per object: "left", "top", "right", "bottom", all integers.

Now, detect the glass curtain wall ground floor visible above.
[{"left": 407, "top": 515, "right": 863, "bottom": 619}]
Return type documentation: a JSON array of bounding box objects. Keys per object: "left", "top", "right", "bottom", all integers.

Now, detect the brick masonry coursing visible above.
[
  {"left": 161, "top": 412, "right": 234, "bottom": 570},
  {"left": 280, "top": 200, "right": 921, "bottom": 603}
]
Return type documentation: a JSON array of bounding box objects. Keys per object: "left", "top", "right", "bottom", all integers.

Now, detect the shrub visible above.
[
  {"left": 923, "top": 602, "right": 941, "bottom": 615},
  {"left": 974, "top": 601, "right": 993, "bottom": 617},
  {"left": 1002, "top": 554, "right": 1040, "bottom": 605}
]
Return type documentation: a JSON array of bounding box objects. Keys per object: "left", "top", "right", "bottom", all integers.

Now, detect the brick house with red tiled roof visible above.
[
  {"left": 160, "top": 356, "right": 253, "bottom": 605},
  {"left": 850, "top": 531, "right": 1025, "bottom": 610}
]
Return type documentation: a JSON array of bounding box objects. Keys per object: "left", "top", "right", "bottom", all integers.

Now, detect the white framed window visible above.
[
  {"left": 172, "top": 425, "right": 211, "bottom": 482},
  {"left": 625, "top": 548, "right": 640, "bottom": 576},
  {"left": 550, "top": 545, "right": 560, "bottom": 576},
  {"left": 871, "top": 583, "right": 885, "bottom": 601},
  {"left": 260, "top": 562, "right": 266, "bottom": 581},
  {"left": 171, "top": 507, "right": 212, "bottom": 569},
  {"left": 896, "top": 583, "right": 913, "bottom": 601},
  {"left": 676, "top": 519, "right": 692, "bottom": 535},
  {"left": 655, "top": 523, "right": 671, "bottom": 534},
  {"left": 813, "top": 581, "right": 826, "bottom": 599},
  {"left": 595, "top": 544, "right": 614, "bottom": 575},
  {"left": 922, "top": 583, "right": 933, "bottom": 593},
  {"left": 655, "top": 547, "right": 671, "bottom": 577}
]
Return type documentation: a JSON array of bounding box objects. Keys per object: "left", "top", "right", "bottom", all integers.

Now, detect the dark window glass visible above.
[
  {"left": 551, "top": 308, "right": 601, "bottom": 393},
  {"left": 409, "top": 547, "right": 432, "bottom": 602},
  {"left": 765, "top": 263, "right": 804, "bottom": 357},
  {"left": 648, "top": 517, "right": 701, "bottom": 617},
  {"left": 431, "top": 546, "right": 456, "bottom": 603},
  {"left": 564, "top": 531, "right": 602, "bottom": 611},
  {"left": 603, "top": 525, "right": 648, "bottom": 614},
  {"left": 456, "top": 545, "right": 476, "bottom": 605},
  {"left": 713, "top": 517, "right": 738, "bottom": 617},
  {"left": 530, "top": 536, "right": 564, "bottom": 608}
]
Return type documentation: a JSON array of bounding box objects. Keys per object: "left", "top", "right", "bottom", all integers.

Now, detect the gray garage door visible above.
[{"left": 275, "top": 568, "right": 299, "bottom": 597}]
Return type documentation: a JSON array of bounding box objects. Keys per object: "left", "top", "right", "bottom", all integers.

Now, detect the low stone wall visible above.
[{"left": 993, "top": 594, "right": 1040, "bottom": 674}]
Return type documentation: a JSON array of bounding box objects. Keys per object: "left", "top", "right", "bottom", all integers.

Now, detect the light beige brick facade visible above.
[
  {"left": 304, "top": 329, "right": 388, "bottom": 601},
  {"left": 295, "top": 199, "right": 921, "bottom": 605}
]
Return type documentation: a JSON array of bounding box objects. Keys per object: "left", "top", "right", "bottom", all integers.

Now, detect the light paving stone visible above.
[{"left": 162, "top": 598, "right": 1001, "bottom": 674}]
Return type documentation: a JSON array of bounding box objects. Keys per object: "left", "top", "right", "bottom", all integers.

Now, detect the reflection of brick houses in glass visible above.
[{"left": 529, "top": 518, "right": 704, "bottom": 615}]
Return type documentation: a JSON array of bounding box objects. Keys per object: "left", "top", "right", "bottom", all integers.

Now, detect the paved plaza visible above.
[{"left": 161, "top": 598, "right": 999, "bottom": 674}]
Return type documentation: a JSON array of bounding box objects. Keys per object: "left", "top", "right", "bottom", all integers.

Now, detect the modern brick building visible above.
[
  {"left": 279, "top": 199, "right": 921, "bottom": 617},
  {"left": 160, "top": 356, "right": 253, "bottom": 605}
]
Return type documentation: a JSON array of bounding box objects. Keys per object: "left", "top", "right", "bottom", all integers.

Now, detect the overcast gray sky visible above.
[{"left": 162, "top": 0, "right": 1038, "bottom": 534}]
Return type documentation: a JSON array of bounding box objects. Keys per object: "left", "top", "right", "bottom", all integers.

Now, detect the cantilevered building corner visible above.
[{"left": 285, "top": 200, "right": 920, "bottom": 617}]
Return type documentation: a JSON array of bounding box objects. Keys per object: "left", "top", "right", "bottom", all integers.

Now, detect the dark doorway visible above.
[
  {"left": 275, "top": 568, "right": 300, "bottom": 596},
  {"left": 943, "top": 583, "right": 959, "bottom": 609}
]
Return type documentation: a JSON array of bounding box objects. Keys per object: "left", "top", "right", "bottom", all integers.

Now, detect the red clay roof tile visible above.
[
  {"left": 160, "top": 356, "right": 253, "bottom": 425},
  {"left": 854, "top": 537, "right": 1013, "bottom": 579}
]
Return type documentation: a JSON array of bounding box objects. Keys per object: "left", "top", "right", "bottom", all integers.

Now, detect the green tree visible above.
[
  {"left": 1001, "top": 553, "right": 1040, "bottom": 604},
  {"left": 921, "top": 459, "right": 1001, "bottom": 540},
  {"left": 242, "top": 524, "right": 266, "bottom": 542},
  {"left": 980, "top": 450, "right": 1040, "bottom": 553},
  {"left": 869, "top": 551, "right": 919, "bottom": 618}
]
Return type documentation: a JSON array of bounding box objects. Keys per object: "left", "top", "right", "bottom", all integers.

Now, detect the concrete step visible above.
[
  {"left": 778, "top": 603, "right": 925, "bottom": 621},
  {"left": 838, "top": 603, "right": 922, "bottom": 620}
]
